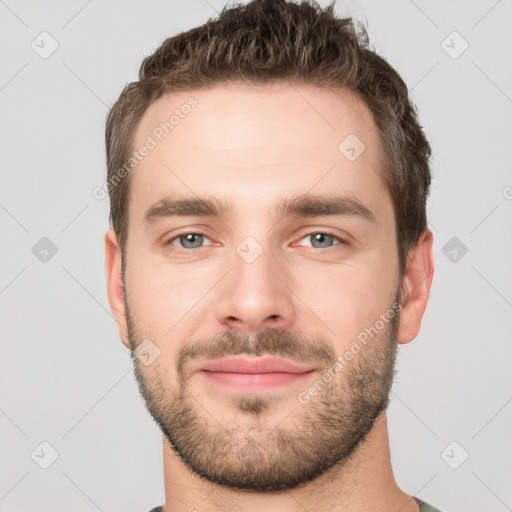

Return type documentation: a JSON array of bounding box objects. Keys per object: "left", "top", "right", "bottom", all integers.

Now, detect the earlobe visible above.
[
  {"left": 396, "top": 229, "right": 434, "bottom": 345},
  {"left": 104, "top": 229, "right": 130, "bottom": 348}
]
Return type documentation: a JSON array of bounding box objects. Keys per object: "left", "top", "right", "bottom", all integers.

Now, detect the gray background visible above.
[{"left": 1, "top": 1, "right": 511, "bottom": 511}]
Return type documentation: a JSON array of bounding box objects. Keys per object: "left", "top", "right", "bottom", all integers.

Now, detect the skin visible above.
[{"left": 105, "top": 82, "right": 434, "bottom": 512}]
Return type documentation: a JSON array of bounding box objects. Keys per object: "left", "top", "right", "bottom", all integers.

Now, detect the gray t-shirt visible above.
[{"left": 147, "top": 496, "right": 442, "bottom": 511}]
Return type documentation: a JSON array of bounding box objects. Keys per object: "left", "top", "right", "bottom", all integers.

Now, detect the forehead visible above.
[{"left": 128, "top": 82, "right": 389, "bottom": 221}]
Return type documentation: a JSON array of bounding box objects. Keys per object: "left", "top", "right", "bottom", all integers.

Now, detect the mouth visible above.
[{"left": 195, "top": 356, "right": 316, "bottom": 390}]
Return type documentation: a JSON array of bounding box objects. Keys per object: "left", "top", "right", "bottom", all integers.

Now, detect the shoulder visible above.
[{"left": 415, "top": 497, "right": 443, "bottom": 512}]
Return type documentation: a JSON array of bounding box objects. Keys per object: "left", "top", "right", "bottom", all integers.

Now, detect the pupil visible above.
[
  {"left": 313, "top": 233, "right": 331, "bottom": 248},
  {"left": 182, "top": 233, "right": 202, "bottom": 248}
]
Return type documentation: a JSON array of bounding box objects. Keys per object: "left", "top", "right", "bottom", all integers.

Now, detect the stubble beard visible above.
[{"left": 126, "top": 299, "right": 399, "bottom": 492}]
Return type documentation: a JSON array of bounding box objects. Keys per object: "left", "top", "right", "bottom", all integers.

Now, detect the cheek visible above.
[
  {"left": 124, "top": 229, "right": 399, "bottom": 345},
  {"left": 292, "top": 255, "right": 397, "bottom": 344},
  {"left": 125, "top": 253, "right": 217, "bottom": 336}
]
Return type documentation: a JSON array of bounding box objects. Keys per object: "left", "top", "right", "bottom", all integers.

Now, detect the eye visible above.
[
  {"left": 297, "top": 232, "right": 347, "bottom": 249},
  {"left": 165, "top": 232, "right": 212, "bottom": 250},
  {"left": 164, "top": 230, "right": 347, "bottom": 252}
]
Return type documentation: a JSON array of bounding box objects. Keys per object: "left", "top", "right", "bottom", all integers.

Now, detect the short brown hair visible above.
[{"left": 105, "top": 0, "right": 432, "bottom": 277}]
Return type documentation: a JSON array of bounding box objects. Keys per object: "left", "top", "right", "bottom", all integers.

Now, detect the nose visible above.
[{"left": 214, "top": 242, "right": 296, "bottom": 333}]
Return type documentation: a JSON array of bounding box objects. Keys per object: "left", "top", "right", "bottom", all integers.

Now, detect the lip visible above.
[
  {"left": 198, "top": 356, "right": 314, "bottom": 374},
  {"left": 196, "top": 356, "right": 316, "bottom": 391}
]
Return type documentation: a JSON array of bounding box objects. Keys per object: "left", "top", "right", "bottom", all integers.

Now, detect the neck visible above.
[{"left": 160, "top": 411, "right": 419, "bottom": 512}]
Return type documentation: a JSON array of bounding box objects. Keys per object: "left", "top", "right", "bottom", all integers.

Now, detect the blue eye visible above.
[
  {"left": 165, "top": 231, "right": 347, "bottom": 252},
  {"left": 166, "top": 232, "right": 211, "bottom": 250},
  {"left": 299, "top": 232, "right": 346, "bottom": 249}
]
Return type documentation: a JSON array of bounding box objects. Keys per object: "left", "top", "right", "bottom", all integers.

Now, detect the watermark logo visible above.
[
  {"left": 441, "top": 441, "right": 469, "bottom": 469},
  {"left": 134, "top": 338, "right": 161, "bottom": 366},
  {"left": 442, "top": 236, "right": 468, "bottom": 263},
  {"left": 31, "top": 441, "right": 59, "bottom": 469},
  {"left": 297, "top": 301, "right": 401, "bottom": 405},
  {"left": 32, "top": 237, "right": 58, "bottom": 263},
  {"left": 93, "top": 96, "right": 198, "bottom": 200},
  {"left": 441, "top": 31, "right": 469, "bottom": 60},
  {"left": 338, "top": 133, "right": 366, "bottom": 162},
  {"left": 236, "top": 236, "right": 264, "bottom": 264},
  {"left": 31, "top": 31, "right": 59, "bottom": 59}
]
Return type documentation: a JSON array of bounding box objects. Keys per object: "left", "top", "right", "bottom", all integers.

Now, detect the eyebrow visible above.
[{"left": 144, "top": 193, "right": 377, "bottom": 225}]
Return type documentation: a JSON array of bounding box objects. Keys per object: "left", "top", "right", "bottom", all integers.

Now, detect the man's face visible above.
[{"left": 121, "top": 82, "right": 402, "bottom": 491}]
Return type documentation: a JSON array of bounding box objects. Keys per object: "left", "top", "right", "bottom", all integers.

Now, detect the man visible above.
[{"left": 104, "top": 1, "right": 439, "bottom": 510}]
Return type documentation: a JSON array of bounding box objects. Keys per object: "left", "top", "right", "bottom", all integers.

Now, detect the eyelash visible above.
[{"left": 164, "top": 230, "right": 348, "bottom": 250}]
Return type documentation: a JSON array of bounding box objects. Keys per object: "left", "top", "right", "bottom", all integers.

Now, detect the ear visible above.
[
  {"left": 104, "top": 229, "right": 130, "bottom": 348},
  {"left": 397, "top": 228, "right": 434, "bottom": 345}
]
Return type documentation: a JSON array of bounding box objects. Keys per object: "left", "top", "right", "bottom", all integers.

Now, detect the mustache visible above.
[{"left": 176, "top": 327, "right": 337, "bottom": 377}]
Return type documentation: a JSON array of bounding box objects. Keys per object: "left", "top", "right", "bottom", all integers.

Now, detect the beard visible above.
[{"left": 125, "top": 297, "right": 399, "bottom": 493}]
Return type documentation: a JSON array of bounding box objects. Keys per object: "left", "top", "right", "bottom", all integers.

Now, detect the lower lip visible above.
[{"left": 200, "top": 370, "right": 314, "bottom": 390}]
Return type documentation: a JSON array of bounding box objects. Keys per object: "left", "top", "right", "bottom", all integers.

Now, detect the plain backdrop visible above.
[{"left": 1, "top": 1, "right": 511, "bottom": 511}]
